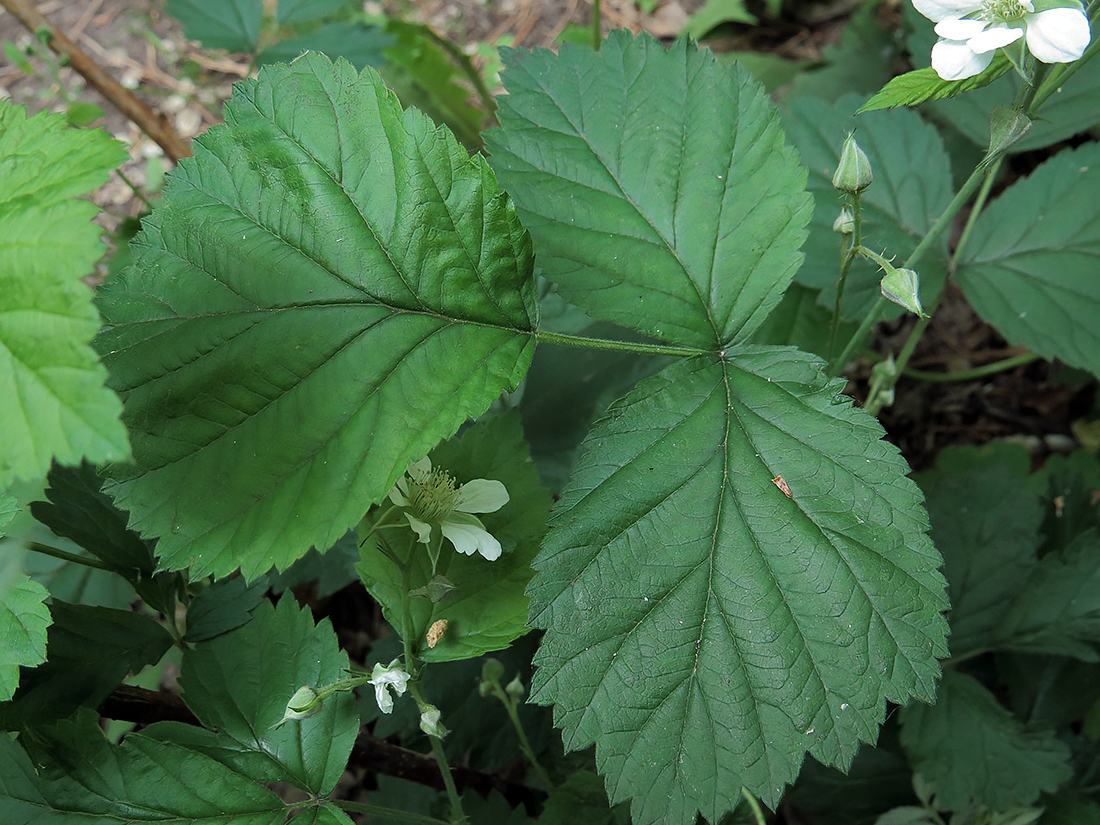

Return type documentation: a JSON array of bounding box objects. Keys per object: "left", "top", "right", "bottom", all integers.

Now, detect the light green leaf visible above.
[
  {"left": 685, "top": 0, "right": 758, "bottom": 34},
  {"left": 356, "top": 412, "right": 551, "bottom": 662},
  {"left": 0, "top": 571, "right": 50, "bottom": 702},
  {"left": 0, "top": 102, "right": 130, "bottom": 488},
  {"left": 276, "top": 0, "right": 355, "bottom": 24},
  {"left": 857, "top": 58, "right": 1011, "bottom": 113},
  {"left": 178, "top": 596, "right": 357, "bottom": 794},
  {"left": 995, "top": 531, "right": 1100, "bottom": 660},
  {"left": 955, "top": 142, "right": 1100, "bottom": 378},
  {"left": 528, "top": 349, "right": 948, "bottom": 824},
  {"left": 0, "top": 713, "right": 285, "bottom": 824},
  {"left": 95, "top": 54, "right": 537, "bottom": 580},
  {"left": 900, "top": 671, "right": 1071, "bottom": 811},
  {"left": 782, "top": 96, "right": 952, "bottom": 321},
  {"left": 486, "top": 31, "right": 812, "bottom": 349},
  {"left": 165, "top": 0, "right": 263, "bottom": 52},
  {"left": 0, "top": 602, "right": 172, "bottom": 730},
  {"left": 915, "top": 444, "right": 1042, "bottom": 659},
  {"left": 255, "top": 22, "right": 392, "bottom": 71}
]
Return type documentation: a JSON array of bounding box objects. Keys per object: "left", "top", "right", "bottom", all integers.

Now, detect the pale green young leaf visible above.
[
  {"left": 486, "top": 32, "right": 812, "bottom": 349},
  {"left": 165, "top": 0, "right": 263, "bottom": 52},
  {"left": 528, "top": 349, "right": 948, "bottom": 825},
  {"left": 857, "top": 58, "right": 1011, "bottom": 113},
  {"left": 685, "top": 0, "right": 758, "bottom": 34},
  {"left": 915, "top": 444, "right": 1042, "bottom": 659},
  {"left": 782, "top": 97, "right": 952, "bottom": 321},
  {"left": 0, "top": 713, "right": 285, "bottom": 824},
  {"left": 178, "top": 596, "right": 357, "bottom": 795},
  {"left": 95, "top": 54, "right": 537, "bottom": 580},
  {"left": 900, "top": 671, "right": 1071, "bottom": 811},
  {"left": 955, "top": 142, "right": 1100, "bottom": 378},
  {"left": 356, "top": 412, "right": 551, "bottom": 662},
  {"left": 0, "top": 103, "right": 130, "bottom": 488}
]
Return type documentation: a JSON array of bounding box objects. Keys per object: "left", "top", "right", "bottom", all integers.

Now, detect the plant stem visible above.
[
  {"left": 0, "top": 0, "right": 191, "bottom": 160},
  {"left": 741, "top": 788, "right": 767, "bottom": 825},
  {"left": 592, "top": 0, "right": 602, "bottom": 49},
  {"left": 501, "top": 696, "right": 555, "bottom": 789},
  {"left": 904, "top": 351, "right": 1039, "bottom": 383},
  {"left": 534, "top": 329, "right": 704, "bottom": 358},
  {"left": 28, "top": 542, "right": 112, "bottom": 571},
  {"left": 336, "top": 799, "right": 451, "bottom": 825},
  {"left": 426, "top": 722, "right": 467, "bottom": 825},
  {"left": 425, "top": 28, "right": 497, "bottom": 124},
  {"left": 115, "top": 168, "right": 154, "bottom": 210},
  {"left": 829, "top": 194, "right": 862, "bottom": 359}
]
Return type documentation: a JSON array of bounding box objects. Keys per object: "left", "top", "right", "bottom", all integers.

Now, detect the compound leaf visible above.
[
  {"left": 0, "top": 712, "right": 285, "bottom": 824},
  {"left": 0, "top": 102, "right": 129, "bottom": 489},
  {"left": 166, "top": 0, "right": 263, "bottom": 52},
  {"left": 486, "top": 31, "right": 812, "bottom": 349},
  {"left": 96, "top": 54, "right": 537, "bottom": 580},
  {"left": 528, "top": 349, "right": 948, "bottom": 825},
  {"left": 955, "top": 142, "right": 1100, "bottom": 378},
  {"left": 900, "top": 671, "right": 1071, "bottom": 811},
  {"left": 178, "top": 596, "right": 357, "bottom": 795}
]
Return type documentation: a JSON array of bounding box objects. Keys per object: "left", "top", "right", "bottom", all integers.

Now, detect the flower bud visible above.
[
  {"left": 505, "top": 674, "right": 526, "bottom": 700},
  {"left": 479, "top": 657, "right": 505, "bottom": 697},
  {"left": 880, "top": 266, "right": 926, "bottom": 318},
  {"left": 419, "top": 704, "right": 448, "bottom": 739},
  {"left": 833, "top": 208, "right": 854, "bottom": 235},
  {"left": 277, "top": 685, "right": 323, "bottom": 726},
  {"left": 832, "top": 135, "right": 873, "bottom": 194}
]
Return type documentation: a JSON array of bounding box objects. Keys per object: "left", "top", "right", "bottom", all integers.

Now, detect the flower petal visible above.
[
  {"left": 441, "top": 513, "right": 502, "bottom": 561},
  {"left": 1026, "top": 7, "right": 1091, "bottom": 62},
  {"left": 935, "top": 17, "right": 989, "bottom": 39},
  {"left": 913, "top": 0, "right": 982, "bottom": 22},
  {"left": 388, "top": 478, "right": 409, "bottom": 506},
  {"left": 969, "top": 24, "right": 1023, "bottom": 53},
  {"left": 406, "top": 513, "right": 433, "bottom": 544},
  {"left": 374, "top": 682, "right": 394, "bottom": 713},
  {"left": 931, "top": 38, "right": 994, "bottom": 79},
  {"left": 455, "top": 479, "right": 509, "bottom": 514},
  {"left": 409, "top": 457, "right": 432, "bottom": 475}
]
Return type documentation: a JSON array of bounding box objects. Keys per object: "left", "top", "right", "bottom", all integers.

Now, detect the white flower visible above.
[
  {"left": 388, "top": 457, "right": 509, "bottom": 561},
  {"left": 913, "top": 0, "right": 1091, "bottom": 80},
  {"left": 369, "top": 660, "right": 410, "bottom": 714}
]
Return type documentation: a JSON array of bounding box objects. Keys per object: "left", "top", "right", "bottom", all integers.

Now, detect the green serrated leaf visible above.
[
  {"left": 276, "top": 0, "right": 355, "bottom": 24},
  {"left": 0, "top": 602, "right": 172, "bottom": 730},
  {"left": 996, "top": 531, "right": 1100, "bottom": 660},
  {"left": 786, "top": 2, "right": 896, "bottom": 103},
  {"left": 528, "top": 349, "right": 948, "bottom": 824},
  {"left": 900, "top": 671, "right": 1072, "bottom": 811},
  {"left": 356, "top": 412, "right": 551, "bottom": 662},
  {"left": 95, "top": 54, "right": 536, "bottom": 581},
  {"left": 166, "top": 0, "right": 263, "bottom": 52},
  {"left": 1, "top": 712, "right": 285, "bottom": 824},
  {"left": 178, "top": 596, "right": 357, "bottom": 794},
  {"left": 0, "top": 102, "right": 130, "bottom": 488},
  {"left": 255, "top": 22, "right": 392, "bottom": 70},
  {"left": 487, "top": 31, "right": 812, "bottom": 349},
  {"left": 955, "top": 142, "right": 1100, "bottom": 378},
  {"left": 748, "top": 282, "right": 864, "bottom": 360},
  {"left": 916, "top": 443, "right": 1042, "bottom": 659},
  {"left": 782, "top": 95, "right": 952, "bottom": 321},
  {"left": 858, "top": 57, "right": 1012, "bottom": 113},
  {"left": 183, "top": 574, "right": 267, "bottom": 643},
  {"left": 538, "top": 771, "right": 630, "bottom": 825},
  {"left": 685, "top": 0, "right": 758, "bottom": 35},
  {"left": 0, "top": 574, "right": 50, "bottom": 702}
]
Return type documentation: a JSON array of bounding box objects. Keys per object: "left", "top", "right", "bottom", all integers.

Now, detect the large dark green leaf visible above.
[
  {"left": 955, "top": 142, "right": 1100, "bottom": 378},
  {"left": 900, "top": 671, "right": 1071, "bottom": 811},
  {"left": 178, "top": 596, "right": 357, "bottom": 795},
  {"left": 96, "top": 54, "right": 537, "bottom": 580},
  {"left": 486, "top": 31, "right": 812, "bottom": 349},
  {"left": 782, "top": 96, "right": 953, "bottom": 321},
  {"left": 0, "top": 103, "right": 129, "bottom": 488},
  {"left": 528, "top": 349, "right": 949, "bottom": 824},
  {"left": 0, "top": 713, "right": 285, "bottom": 824},
  {"left": 166, "top": 0, "right": 263, "bottom": 52}
]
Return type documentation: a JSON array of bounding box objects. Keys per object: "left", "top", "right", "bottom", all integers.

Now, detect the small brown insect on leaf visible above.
[
  {"left": 426, "top": 619, "right": 448, "bottom": 649},
  {"left": 772, "top": 475, "right": 793, "bottom": 498}
]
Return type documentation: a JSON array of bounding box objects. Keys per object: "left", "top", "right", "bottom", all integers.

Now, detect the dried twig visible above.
[{"left": 0, "top": 0, "right": 191, "bottom": 160}]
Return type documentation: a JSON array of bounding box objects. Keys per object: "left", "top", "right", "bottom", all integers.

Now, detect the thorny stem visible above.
[{"left": 0, "top": 0, "right": 191, "bottom": 160}]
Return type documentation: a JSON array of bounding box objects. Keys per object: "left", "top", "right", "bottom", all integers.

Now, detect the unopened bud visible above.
[
  {"left": 277, "top": 685, "right": 323, "bottom": 726},
  {"left": 505, "top": 674, "right": 525, "bottom": 700},
  {"left": 833, "top": 208, "right": 854, "bottom": 235},
  {"left": 880, "top": 266, "right": 926, "bottom": 318},
  {"left": 479, "top": 657, "right": 505, "bottom": 697},
  {"left": 419, "top": 704, "right": 448, "bottom": 739},
  {"left": 832, "top": 134, "right": 873, "bottom": 194}
]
